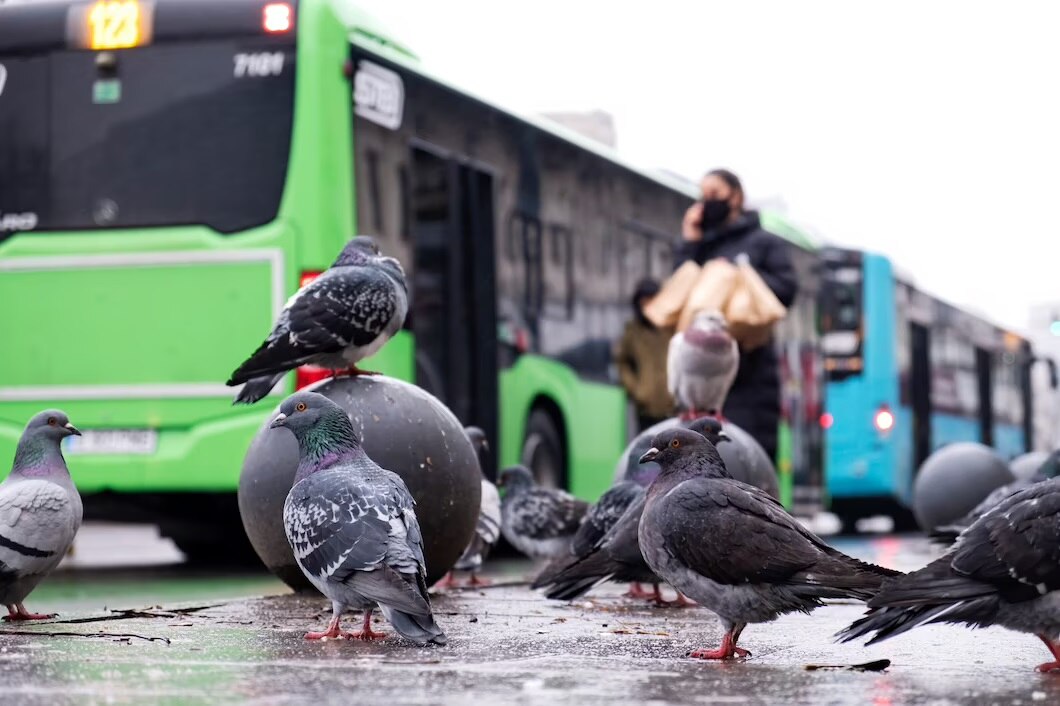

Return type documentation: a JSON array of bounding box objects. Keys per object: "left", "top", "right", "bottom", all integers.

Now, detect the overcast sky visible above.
[{"left": 355, "top": 0, "right": 1060, "bottom": 332}]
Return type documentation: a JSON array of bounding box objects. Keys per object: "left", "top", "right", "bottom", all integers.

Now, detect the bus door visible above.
[
  {"left": 409, "top": 143, "right": 499, "bottom": 479},
  {"left": 910, "top": 323, "right": 932, "bottom": 469},
  {"left": 976, "top": 347, "right": 994, "bottom": 446}
]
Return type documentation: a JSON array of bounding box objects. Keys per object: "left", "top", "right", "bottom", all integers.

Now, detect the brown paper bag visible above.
[
  {"left": 642, "top": 260, "right": 701, "bottom": 328},
  {"left": 677, "top": 258, "right": 739, "bottom": 332},
  {"left": 724, "top": 261, "right": 787, "bottom": 350}
]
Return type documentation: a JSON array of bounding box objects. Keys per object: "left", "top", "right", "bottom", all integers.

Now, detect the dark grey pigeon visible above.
[
  {"left": 931, "top": 449, "right": 1060, "bottom": 544},
  {"left": 436, "top": 427, "right": 501, "bottom": 589},
  {"left": 274, "top": 391, "right": 446, "bottom": 645},
  {"left": 533, "top": 419, "right": 733, "bottom": 604},
  {"left": 228, "top": 236, "right": 408, "bottom": 404},
  {"left": 497, "top": 466, "right": 588, "bottom": 560},
  {"left": 639, "top": 428, "right": 900, "bottom": 660},
  {"left": 838, "top": 477, "right": 1060, "bottom": 673},
  {"left": 1, "top": 410, "right": 83, "bottom": 621}
]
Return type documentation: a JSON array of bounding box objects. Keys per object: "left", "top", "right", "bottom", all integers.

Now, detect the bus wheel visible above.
[{"left": 521, "top": 409, "right": 566, "bottom": 490}]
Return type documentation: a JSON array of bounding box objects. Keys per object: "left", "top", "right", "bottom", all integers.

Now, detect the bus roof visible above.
[{"left": 328, "top": 0, "right": 818, "bottom": 251}]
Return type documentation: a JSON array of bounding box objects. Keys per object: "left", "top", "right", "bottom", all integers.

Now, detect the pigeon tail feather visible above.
[
  {"left": 233, "top": 374, "right": 285, "bottom": 405},
  {"left": 532, "top": 549, "right": 615, "bottom": 601},
  {"left": 378, "top": 605, "right": 448, "bottom": 646}
]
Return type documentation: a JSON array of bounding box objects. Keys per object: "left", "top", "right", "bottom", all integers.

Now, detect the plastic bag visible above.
[
  {"left": 676, "top": 258, "right": 739, "bottom": 332},
  {"left": 724, "top": 260, "right": 787, "bottom": 351},
  {"left": 642, "top": 260, "right": 702, "bottom": 328}
]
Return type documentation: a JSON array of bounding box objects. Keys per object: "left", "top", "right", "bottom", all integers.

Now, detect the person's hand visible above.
[{"left": 682, "top": 202, "right": 704, "bottom": 241}]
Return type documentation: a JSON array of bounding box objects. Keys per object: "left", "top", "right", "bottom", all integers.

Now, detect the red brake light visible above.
[
  {"left": 299, "top": 270, "right": 322, "bottom": 289},
  {"left": 295, "top": 366, "right": 331, "bottom": 391},
  {"left": 874, "top": 407, "right": 895, "bottom": 433},
  {"left": 820, "top": 413, "right": 834, "bottom": 430},
  {"left": 263, "top": 3, "right": 292, "bottom": 33}
]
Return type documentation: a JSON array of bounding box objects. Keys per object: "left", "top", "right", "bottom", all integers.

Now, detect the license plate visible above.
[{"left": 63, "top": 429, "right": 158, "bottom": 455}]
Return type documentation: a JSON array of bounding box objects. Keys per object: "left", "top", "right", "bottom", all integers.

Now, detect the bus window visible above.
[
  {"left": 0, "top": 39, "right": 294, "bottom": 237},
  {"left": 819, "top": 254, "right": 863, "bottom": 377}
]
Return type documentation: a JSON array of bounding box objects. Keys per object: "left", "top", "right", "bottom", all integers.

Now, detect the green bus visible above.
[{"left": 0, "top": 0, "right": 823, "bottom": 559}]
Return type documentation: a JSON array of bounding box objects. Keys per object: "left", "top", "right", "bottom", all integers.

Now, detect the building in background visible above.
[{"left": 540, "top": 110, "right": 618, "bottom": 149}]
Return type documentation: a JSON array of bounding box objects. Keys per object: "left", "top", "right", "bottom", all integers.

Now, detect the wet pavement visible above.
[{"left": 2, "top": 535, "right": 1059, "bottom": 705}]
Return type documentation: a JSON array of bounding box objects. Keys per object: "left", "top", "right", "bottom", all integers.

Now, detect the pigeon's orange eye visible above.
[
  {"left": 670, "top": 438, "right": 680, "bottom": 448},
  {"left": 47, "top": 417, "right": 57, "bottom": 426},
  {"left": 295, "top": 403, "right": 307, "bottom": 412}
]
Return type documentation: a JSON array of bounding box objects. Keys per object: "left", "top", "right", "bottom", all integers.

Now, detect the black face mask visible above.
[{"left": 699, "top": 198, "right": 731, "bottom": 230}]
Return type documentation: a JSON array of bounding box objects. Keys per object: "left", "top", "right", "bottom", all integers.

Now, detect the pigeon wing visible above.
[
  {"left": 477, "top": 480, "right": 502, "bottom": 545},
  {"left": 510, "top": 489, "right": 588, "bottom": 541},
  {"left": 228, "top": 268, "right": 399, "bottom": 384},
  {"left": 572, "top": 482, "right": 642, "bottom": 556},
  {"left": 283, "top": 472, "right": 393, "bottom": 583},
  {"left": 655, "top": 477, "right": 823, "bottom": 585},
  {"left": 0, "top": 480, "right": 75, "bottom": 578},
  {"left": 951, "top": 479, "right": 1060, "bottom": 597}
]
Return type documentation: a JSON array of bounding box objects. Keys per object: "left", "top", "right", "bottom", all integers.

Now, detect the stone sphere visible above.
[
  {"left": 1009, "top": 451, "right": 1049, "bottom": 482},
  {"left": 912, "top": 442, "right": 1014, "bottom": 532},
  {"left": 238, "top": 375, "right": 481, "bottom": 591},
  {"left": 614, "top": 416, "right": 780, "bottom": 499}
]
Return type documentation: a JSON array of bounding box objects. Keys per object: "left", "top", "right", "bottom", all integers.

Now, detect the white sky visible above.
[{"left": 354, "top": 0, "right": 1060, "bottom": 333}]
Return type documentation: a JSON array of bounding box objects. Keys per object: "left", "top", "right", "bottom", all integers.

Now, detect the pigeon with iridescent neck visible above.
[
  {"left": 1, "top": 410, "right": 83, "bottom": 622},
  {"left": 275, "top": 391, "right": 446, "bottom": 645}
]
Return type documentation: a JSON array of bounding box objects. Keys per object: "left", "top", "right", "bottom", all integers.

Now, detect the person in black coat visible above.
[{"left": 674, "top": 168, "right": 798, "bottom": 461}]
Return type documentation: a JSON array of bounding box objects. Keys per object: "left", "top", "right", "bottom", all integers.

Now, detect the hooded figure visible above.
[{"left": 614, "top": 278, "right": 675, "bottom": 431}]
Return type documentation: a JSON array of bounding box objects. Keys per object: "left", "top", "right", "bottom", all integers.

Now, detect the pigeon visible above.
[
  {"left": 638, "top": 428, "right": 900, "bottom": 660},
  {"left": 1, "top": 410, "right": 83, "bottom": 621},
  {"left": 497, "top": 465, "right": 588, "bottom": 561},
  {"left": 931, "top": 449, "right": 1060, "bottom": 543},
  {"left": 274, "top": 391, "right": 446, "bottom": 645},
  {"left": 227, "top": 236, "right": 408, "bottom": 404},
  {"left": 533, "top": 419, "right": 732, "bottom": 604},
  {"left": 435, "top": 427, "right": 501, "bottom": 589},
  {"left": 667, "top": 310, "right": 739, "bottom": 421},
  {"left": 838, "top": 477, "right": 1060, "bottom": 672}
]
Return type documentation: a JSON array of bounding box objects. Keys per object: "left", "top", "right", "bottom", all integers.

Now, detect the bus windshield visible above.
[{"left": 0, "top": 38, "right": 294, "bottom": 236}]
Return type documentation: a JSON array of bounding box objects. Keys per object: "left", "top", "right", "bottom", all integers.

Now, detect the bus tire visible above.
[{"left": 521, "top": 408, "right": 566, "bottom": 490}]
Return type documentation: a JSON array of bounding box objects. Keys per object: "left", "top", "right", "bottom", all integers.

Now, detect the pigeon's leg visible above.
[
  {"left": 624, "top": 582, "right": 656, "bottom": 600},
  {"left": 433, "top": 571, "right": 460, "bottom": 590},
  {"left": 2, "top": 603, "right": 56, "bottom": 621},
  {"left": 304, "top": 612, "right": 343, "bottom": 640},
  {"left": 347, "top": 608, "right": 387, "bottom": 641},
  {"left": 1035, "top": 634, "right": 1060, "bottom": 673},
  {"left": 344, "top": 364, "right": 381, "bottom": 377},
  {"left": 467, "top": 572, "right": 491, "bottom": 587},
  {"left": 689, "top": 623, "right": 751, "bottom": 660},
  {"left": 670, "top": 592, "right": 697, "bottom": 607}
]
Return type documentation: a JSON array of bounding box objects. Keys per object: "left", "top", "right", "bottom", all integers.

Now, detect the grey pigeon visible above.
[
  {"left": 1, "top": 410, "right": 83, "bottom": 621},
  {"left": 838, "top": 477, "right": 1060, "bottom": 672},
  {"left": 497, "top": 466, "right": 588, "bottom": 560},
  {"left": 932, "top": 449, "right": 1060, "bottom": 543},
  {"left": 274, "top": 392, "right": 446, "bottom": 645},
  {"left": 667, "top": 310, "right": 738, "bottom": 421},
  {"left": 436, "top": 427, "right": 501, "bottom": 588},
  {"left": 638, "top": 428, "right": 899, "bottom": 660},
  {"left": 533, "top": 420, "right": 732, "bottom": 603},
  {"left": 228, "top": 236, "right": 408, "bottom": 404}
]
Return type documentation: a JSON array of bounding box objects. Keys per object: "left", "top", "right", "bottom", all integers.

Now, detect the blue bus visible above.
[{"left": 819, "top": 247, "right": 1034, "bottom": 529}]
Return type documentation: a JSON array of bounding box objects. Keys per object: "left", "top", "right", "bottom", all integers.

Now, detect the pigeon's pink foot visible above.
[
  {"left": 1036, "top": 635, "right": 1060, "bottom": 672},
  {"left": 624, "top": 582, "right": 656, "bottom": 600},
  {"left": 670, "top": 592, "right": 697, "bottom": 608},
  {"left": 689, "top": 628, "right": 750, "bottom": 660},
  {"left": 467, "top": 573, "right": 491, "bottom": 587},
  {"left": 3, "top": 605, "right": 55, "bottom": 622},
  {"left": 305, "top": 615, "right": 343, "bottom": 640},
  {"left": 433, "top": 572, "right": 461, "bottom": 590},
  {"left": 345, "top": 364, "right": 381, "bottom": 377},
  {"left": 346, "top": 610, "right": 387, "bottom": 641}
]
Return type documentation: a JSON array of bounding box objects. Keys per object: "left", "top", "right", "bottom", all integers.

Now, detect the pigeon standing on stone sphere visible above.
[
  {"left": 838, "top": 477, "right": 1060, "bottom": 672},
  {"left": 532, "top": 419, "right": 731, "bottom": 604},
  {"left": 1, "top": 410, "right": 83, "bottom": 621},
  {"left": 498, "top": 466, "right": 588, "bottom": 561},
  {"left": 638, "top": 428, "right": 899, "bottom": 660},
  {"left": 274, "top": 392, "right": 446, "bottom": 645},
  {"left": 667, "top": 310, "right": 739, "bottom": 421},
  {"left": 227, "top": 236, "right": 408, "bottom": 404},
  {"left": 435, "top": 427, "right": 501, "bottom": 589}
]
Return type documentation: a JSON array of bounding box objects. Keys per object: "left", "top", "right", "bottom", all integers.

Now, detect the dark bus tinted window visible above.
[{"left": 0, "top": 39, "right": 294, "bottom": 236}]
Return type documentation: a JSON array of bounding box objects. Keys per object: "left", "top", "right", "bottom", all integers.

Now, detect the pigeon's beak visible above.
[
  {"left": 64, "top": 423, "right": 81, "bottom": 437},
  {"left": 639, "top": 447, "right": 660, "bottom": 464},
  {"left": 718, "top": 431, "right": 732, "bottom": 444},
  {"left": 269, "top": 413, "right": 288, "bottom": 429}
]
